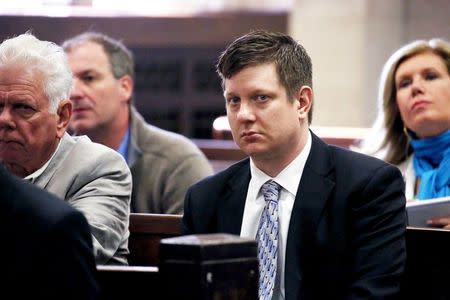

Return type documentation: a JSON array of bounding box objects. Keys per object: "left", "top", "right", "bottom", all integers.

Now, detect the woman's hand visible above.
[{"left": 427, "top": 217, "right": 450, "bottom": 229}]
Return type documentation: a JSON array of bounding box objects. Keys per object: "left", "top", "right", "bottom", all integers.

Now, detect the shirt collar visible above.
[
  {"left": 250, "top": 131, "right": 312, "bottom": 195},
  {"left": 117, "top": 126, "right": 131, "bottom": 163},
  {"left": 24, "top": 139, "right": 61, "bottom": 183}
]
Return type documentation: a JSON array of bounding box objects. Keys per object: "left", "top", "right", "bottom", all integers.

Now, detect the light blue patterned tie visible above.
[{"left": 257, "top": 180, "right": 282, "bottom": 300}]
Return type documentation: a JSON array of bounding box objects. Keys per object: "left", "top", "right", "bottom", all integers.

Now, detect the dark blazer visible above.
[
  {"left": 0, "top": 166, "right": 99, "bottom": 299},
  {"left": 183, "top": 132, "right": 406, "bottom": 300}
]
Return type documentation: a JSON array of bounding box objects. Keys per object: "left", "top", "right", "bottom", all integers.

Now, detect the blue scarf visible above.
[{"left": 410, "top": 129, "right": 450, "bottom": 200}]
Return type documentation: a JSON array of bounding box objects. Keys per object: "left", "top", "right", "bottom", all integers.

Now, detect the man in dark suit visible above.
[
  {"left": 0, "top": 165, "right": 99, "bottom": 299},
  {"left": 182, "top": 30, "right": 406, "bottom": 300}
]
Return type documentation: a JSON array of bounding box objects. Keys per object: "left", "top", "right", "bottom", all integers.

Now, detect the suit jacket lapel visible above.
[
  {"left": 217, "top": 159, "right": 251, "bottom": 235},
  {"left": 285, "top": 132, "right": 336, "bottom": 300}
]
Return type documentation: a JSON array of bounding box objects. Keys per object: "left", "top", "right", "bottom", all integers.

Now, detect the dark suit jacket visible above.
[
  {"left": 0, "top": 166, "right": 99, "bottom": 299},
  {"left": 183, "top": 132, "right": 406, "bottom": 300}
]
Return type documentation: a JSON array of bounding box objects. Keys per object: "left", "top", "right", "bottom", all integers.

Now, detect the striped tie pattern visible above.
[{"left": 257, "top": 180, "right": 281, "bottom": 300}]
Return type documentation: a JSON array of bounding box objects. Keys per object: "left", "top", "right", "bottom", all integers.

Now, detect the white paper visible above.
[{"left": 406, "top": 196, "right": 450, "bottom": 227}]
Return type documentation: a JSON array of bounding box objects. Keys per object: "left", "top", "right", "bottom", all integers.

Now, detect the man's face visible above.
[
  {"left": 224, "top": 63, "right": 309, "bottom": 165},
  {"left": 66, "top": 41, "right": 131, "bottom": 135},
  {"left": 0, "top": 65, "right": 65, "bottom": 177}
]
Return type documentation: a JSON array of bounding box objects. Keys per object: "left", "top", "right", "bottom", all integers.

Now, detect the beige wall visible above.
[
  {"left": 1, "top": 0, "right": 448, "bottom": 130},
  {"left": 289, "top": 0, "right": 450, "bottom": 128}
]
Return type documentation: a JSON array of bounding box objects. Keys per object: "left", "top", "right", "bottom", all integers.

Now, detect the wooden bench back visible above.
[
  {"left": 105, "top": 223, "right": 450, "bottom": 298},
  {"left": 128, "top": 213, "right": 182, "bottom": 266},
  {"left": 99, "top": 233, "right": 258, "bottom": 300},
  {"left": 97, "top": 266, "right": 160, "bottom": 299},
  {"left": 403, "top": 226, "right": 450, "bottom": 298}
]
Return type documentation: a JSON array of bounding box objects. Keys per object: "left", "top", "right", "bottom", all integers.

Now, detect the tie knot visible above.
[{"left": 261, "top": 180, "right": 281, "bottom": 203}]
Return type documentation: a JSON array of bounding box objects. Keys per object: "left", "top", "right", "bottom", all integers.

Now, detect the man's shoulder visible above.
[
  {"left": 329, "top": 145, "right": 392, "bottom": 170},
  {"left": 190, "top": 159, "right": 249, "bottom": 191},
  {"left": 56, "top": 134, "right": 130, "bottom": 181},
  {"left": 325, "top": 144, "right": 402, "bottom": 184},
  {"left": 72, "top": 134, "right": 115, "bottom": 152},
  {"left": 131, "top": 114, "right": 204, "bottom": 158},
  {"left": 310, "top": 132, "right": 393, "bottom": 173},
  {"left": 71, "top": 135, "right": 127, "bottom": 163}
]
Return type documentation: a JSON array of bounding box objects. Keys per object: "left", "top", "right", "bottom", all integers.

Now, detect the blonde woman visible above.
[{"left": 361, "top": 38, "right": 450, "bottom": 223}]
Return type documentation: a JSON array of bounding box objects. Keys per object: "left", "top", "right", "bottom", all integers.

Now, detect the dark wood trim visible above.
[
  {"left": 128, "top": 213, "right": 183, "bottom": 266},
  {"left": 129, "top": 213, "right": 182, "bottom": 235}
]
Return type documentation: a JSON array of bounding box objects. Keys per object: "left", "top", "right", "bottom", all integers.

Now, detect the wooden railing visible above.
[
  {"left": 98, "top": 233, "right": 258, "bottom": 300},
  {"left": 97, "top": 265, "right": 160, "bottom": 299},
  {"left": 402, "top": 226, "right": 450, "bottom": 299},
  {"left": 128, "top": 213, "right": 182, "bottom": 266},
  {"left": 97, "top": 215, "right": 450, "bottom": 299}
]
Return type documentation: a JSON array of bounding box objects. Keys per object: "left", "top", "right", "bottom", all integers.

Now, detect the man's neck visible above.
[
  {"left": 19, "top": 137, "right": 61, "bottom": 179},
  {"left": 84, "top": 108, "right": 130, "bottom": 150},
  {"left": 90, "top": 123, "right": 129, "bottom": 150},
  {"left": 252, "top": 128, "right": 309, "bottom": 177}
]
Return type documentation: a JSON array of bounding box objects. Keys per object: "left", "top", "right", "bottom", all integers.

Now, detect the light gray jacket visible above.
[{"left": 34, "top": 133, "right": 131, "bottom": 265}]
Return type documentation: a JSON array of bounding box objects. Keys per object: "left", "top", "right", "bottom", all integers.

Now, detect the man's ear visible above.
[
  {"left": 118, "top": 75, "right": 133, "bottom": 104},
  {"left": 56, "top": 99, "right": 72, "bottom": 138},
  {"left": 295, "top": 86, "right": 313, "bottom": 122}
]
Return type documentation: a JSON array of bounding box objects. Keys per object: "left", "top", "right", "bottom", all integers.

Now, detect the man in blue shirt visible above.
[{"left": 62, "top": 32, "right": 213, "bottom": 214}]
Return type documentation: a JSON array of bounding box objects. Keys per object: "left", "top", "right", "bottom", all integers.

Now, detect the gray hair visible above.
[
  {"left": 62, "top": 31, "right": 134, "bottom": 81},
  {"left": 360, "top": 38, "right": 450, "bottom": 164},
  {"left": 0, "top": 32, "right": 73, "bottom": 113}
]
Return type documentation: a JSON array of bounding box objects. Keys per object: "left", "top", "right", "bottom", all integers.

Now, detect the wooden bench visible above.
[
  {"left": 98, "top": 234, "right": 258, "bottom": 300},
  {"left": 128, "top": 213, "right": 182, "bottom": 266},
  {"left": 97, "top": 265, "right": 160, "bottom": 299},
  {"left": 192, "top": 138, "right": 246, "bottom": 172},
  {"left": 114, "top": 219, "right": 450, "bottom": 298},
  {"left": 402, "top": 226, "right": 450, "bottom": 298},
  {"left": 192, "top": 138, "right": 246, "bottom": 161}
]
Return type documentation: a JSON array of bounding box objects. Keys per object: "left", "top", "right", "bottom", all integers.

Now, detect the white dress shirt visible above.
[{"left": 240, "top": 132, "right": 312, "bottom": 300}]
